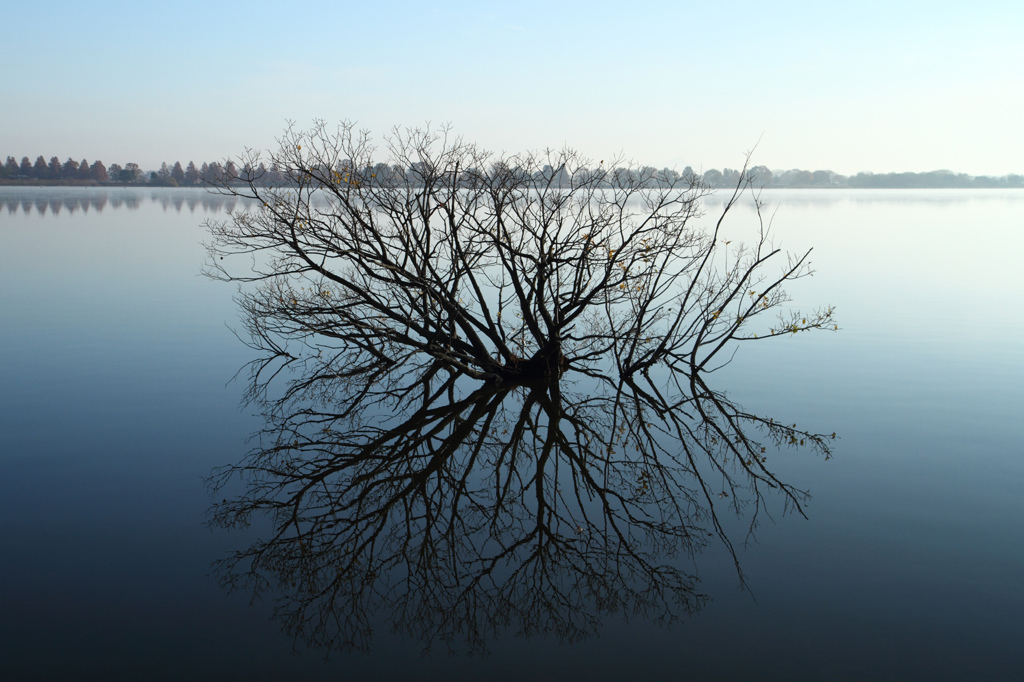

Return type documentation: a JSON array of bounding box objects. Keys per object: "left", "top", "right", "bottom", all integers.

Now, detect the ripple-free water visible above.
[{"left": 1, "top": 187, "right": 1021, "bottom": 680}]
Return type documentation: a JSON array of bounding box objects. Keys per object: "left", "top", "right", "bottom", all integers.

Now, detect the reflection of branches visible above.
[
  {"left": 205, "top": 121, "right": 836, "bottom": 654},
  {"left": 209, "top": 359, "right": 832, "bottom": 654}
]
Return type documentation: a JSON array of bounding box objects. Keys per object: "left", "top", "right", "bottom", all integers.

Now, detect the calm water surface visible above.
[{"left": 1, "top": 187, "right": 1021, "bottom": 680}]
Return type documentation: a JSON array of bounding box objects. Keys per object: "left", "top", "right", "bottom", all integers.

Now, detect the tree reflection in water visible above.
[
  {"left": 204, "top": 122, "right": 835, "bottom": 654},
  {"left": 208, "top": 323, "right": 833, "bottom": 655}
]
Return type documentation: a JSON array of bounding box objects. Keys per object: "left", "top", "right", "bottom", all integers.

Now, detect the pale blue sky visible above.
[{"left": 3, "top": 0, "right": 1022, "bottom": 174}]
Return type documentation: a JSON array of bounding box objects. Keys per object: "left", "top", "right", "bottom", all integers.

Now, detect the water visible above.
[{"left": 1, "top": 187, "right": 1021, "bottom": 680}]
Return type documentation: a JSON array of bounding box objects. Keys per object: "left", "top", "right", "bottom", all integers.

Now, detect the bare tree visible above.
[{"left": 204, "top": 120, "right": 837, "bottom": 654}]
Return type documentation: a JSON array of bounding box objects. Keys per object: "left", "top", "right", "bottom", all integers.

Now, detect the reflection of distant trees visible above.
[
  {"left": 0, "top": 189, "right": 257, "bottom": 216},
  {"left": 4, "top": 181, "right": 1017, "bottom": 220}
]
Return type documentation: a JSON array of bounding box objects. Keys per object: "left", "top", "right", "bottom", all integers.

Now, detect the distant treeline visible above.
[
  {"left": 736, "top": 166, "right": 1024, "bottom": 189},
  {"left": 3, "top": 154, "right": 1022, "bottom": 189},
  {"left": 0, "top": 155, "right": 239, "bottom": 186}
]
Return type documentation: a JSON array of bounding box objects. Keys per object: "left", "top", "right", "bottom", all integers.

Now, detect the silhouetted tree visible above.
[
  {"left": 172, "top": 161, "right": 185, "bottom": 185},
  {"left": 721, "top": 168, "right": 741, "bottom": 187},
  {"left": 791, "top": 169, "right": 813, "bottom": 186},
  {"left": 89, "top": 160, "right": 107, "bottom": 183},
  {"left": 33, "top": 156, "right": 48, "bottom": 179},
  {"left": 702, "top": 168, "right": 723, "bottom": 186},
  {"left": 749, "top": 165, "right": 772, "bottom": 185},
  {"left": 201, "top": 161, "right": 223, "bottom": 184},
  {"left": 156, "top": 162, "right": 173, "bottom": 185},
  {"left": 123, "top": 162, "right": 141, "bottom": 183},
  {"left": 811, "top": 170, "right": 834, "bottom": 186},
  {"left": 185, "top": 161, "right": 200, "bottom": 185},
  {"left": 205, "top": 121, "right": 837, "bottom": 654},
  {"left": 62, "top": 157, "right": 80, "bottom": 177}
]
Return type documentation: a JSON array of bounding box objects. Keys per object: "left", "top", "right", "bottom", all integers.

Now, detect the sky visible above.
[{"left": 3, "top": 0, "right": 1023, "bottom": 175}]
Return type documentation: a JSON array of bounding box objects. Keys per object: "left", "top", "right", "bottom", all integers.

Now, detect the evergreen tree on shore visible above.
[{"left": 90, "top": 160, "right": 108, "bottom": 182}]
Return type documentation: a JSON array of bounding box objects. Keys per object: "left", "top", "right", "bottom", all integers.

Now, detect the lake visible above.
[{"left": 1, "top": 187, "right": 1021, "bottom": 680}]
